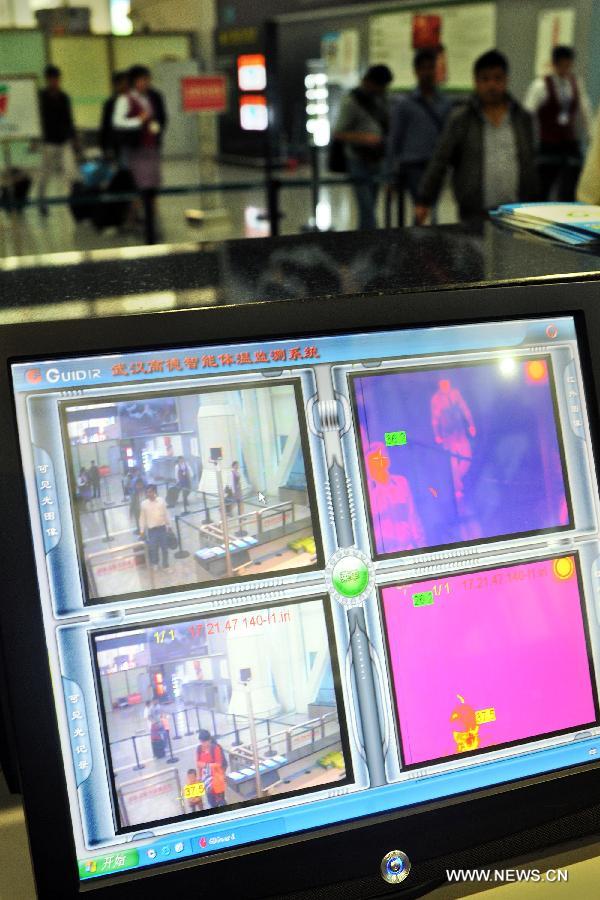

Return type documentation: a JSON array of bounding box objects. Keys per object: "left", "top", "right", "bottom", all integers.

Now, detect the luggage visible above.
[
  {"left": 1, "top": 167, "right": 32, "bottom": 211},
  {"left": 69, "top": 181, "right": 99, "bottom": 222},
  {"left": 91, "top": 168, "right": 136, "bottom": 231},
  {"left": 166, "top": 485, "right": 180, "bottom": 508},
  {"left": 80, "top": 158, "right": 114, "bottom": 189}
]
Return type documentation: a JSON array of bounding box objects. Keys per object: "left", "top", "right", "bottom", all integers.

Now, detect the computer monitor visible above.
[{"left": 3, "top": 279, "right": 600, "bottom": 898}]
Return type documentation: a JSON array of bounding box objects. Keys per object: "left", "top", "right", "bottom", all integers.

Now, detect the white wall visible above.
[
  {"left": 8, "top": 0, "right": 111, "bottom": 31},
  {"left": 130, "top": 0, "right": 217, "bottom": 153}
]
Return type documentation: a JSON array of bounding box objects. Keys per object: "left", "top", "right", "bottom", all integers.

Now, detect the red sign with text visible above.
[{"left": 181, "top": 75, "right": 227, "bottom": 114}]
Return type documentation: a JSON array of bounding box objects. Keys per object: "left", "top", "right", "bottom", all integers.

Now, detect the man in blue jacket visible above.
[{"left": 387, "top": 48, "right": 452, "bottom": 224}]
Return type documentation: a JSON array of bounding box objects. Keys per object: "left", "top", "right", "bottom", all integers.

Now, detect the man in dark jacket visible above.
[
  {"left": 416, "top": 50, "right": 538, "bottom": 223},
  {"left": 38, "top": 65, "right": 80, "bottom": 215}
]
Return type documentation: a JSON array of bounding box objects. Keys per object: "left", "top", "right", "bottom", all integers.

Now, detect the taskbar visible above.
[{"left": 79, "top": 733, "right": 600, "bottom": 881}]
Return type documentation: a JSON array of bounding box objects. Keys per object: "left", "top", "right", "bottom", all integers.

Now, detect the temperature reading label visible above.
[
  {"left": 385, "top": 431, "right": 407, "bottom": 447},
  {"left": 413, "top": 591, "right": 434, "bottom": 607}
]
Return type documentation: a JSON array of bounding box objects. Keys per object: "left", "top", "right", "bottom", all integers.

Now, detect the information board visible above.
[
  {"left": 369, "top": 2, "right": 496, "bottom": 91},
  {"left": 0, "top": 75, "right": 41, "bottom": 141},
  {"left": 181, "top": 75, "right": 228, "bottom": 113}
]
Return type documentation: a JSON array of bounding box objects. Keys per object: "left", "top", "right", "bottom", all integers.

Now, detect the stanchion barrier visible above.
[
  {"left": 165, "top": 729, "right": 179, "bottom": 765},
  {"left": 132, "top": 735, "right": 145, "bottom": 772},
  {"left": 174, "top": 514, "right": 190, "bottom": 559},
  {"left": 1, "top": 170, "right": 397, "bottom": 250},
  {"left": 100, "top": 505, "right": 114, "bottom": 543}
]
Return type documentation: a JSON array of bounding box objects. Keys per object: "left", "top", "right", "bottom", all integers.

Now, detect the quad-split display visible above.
[{"left": 10, "top": 316, "right": 600, "bottom": 886}]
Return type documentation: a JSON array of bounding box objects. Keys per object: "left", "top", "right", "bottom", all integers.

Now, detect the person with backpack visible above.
[
  {"left": 386, "top": 48, "right": 452, "bottom": 225},
  {"left": 415, "top": 50, "right": 538, "bottom": 224},
  {"left": 333, "top": 65, "right": 393, "bottom": 230},
  {"left": 196, "top": 729, "right": 228, "bottom": 808}
]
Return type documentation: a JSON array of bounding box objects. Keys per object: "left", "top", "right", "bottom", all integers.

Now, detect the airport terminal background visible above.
[{"left": 1, "top": 0, "right": 600, "bottom": 257}]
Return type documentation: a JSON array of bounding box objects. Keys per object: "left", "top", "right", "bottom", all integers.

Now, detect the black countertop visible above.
[{"left": 1, "top": 222, "right": 600, "bottom": 322}]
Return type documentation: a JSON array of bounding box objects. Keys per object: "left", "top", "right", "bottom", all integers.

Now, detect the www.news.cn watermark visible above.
[{"left": 446, "top": 868, "right": 569, "bottom": 884}]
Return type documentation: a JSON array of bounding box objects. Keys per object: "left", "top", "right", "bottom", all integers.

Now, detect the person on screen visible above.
[
  {"left": 150, "top": 717, "right": 167, "bottom": 759},
  {"left": 524, "top": 46, "right": 591, "bottom": 201},
  {"left": 196, "top": 729, "right": 227, "bottom": 808},
  {"left": 185, "top": 768, "right": 204, "bottom": 814},
  {"left": 430, "top": 379, "right": 476, "bottom": 501},
  {"left": 138, "top": 484, "right": 171, "bottom": 571},
  {"left": 128, "top": 471, "right": 147, "bottom": 534},
  {"left": 76, "top": 467, "right": 91, "bottom": 508},
  {"left": 88, "top": 460, "right": 101, "bottom": 500},
  {"left": 415, "top": 50, "right": 538, "bottom": 223},
  {"left": 176, "top": 456, "right": 193, "bottom": 513},
  {"left": 365, "top": 444, "right": 425, "bottom": 553}
]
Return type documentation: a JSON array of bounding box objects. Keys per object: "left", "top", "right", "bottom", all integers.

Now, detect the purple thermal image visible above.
[{"left": 353, "top": 358, "right": 569, "bottom": 556}]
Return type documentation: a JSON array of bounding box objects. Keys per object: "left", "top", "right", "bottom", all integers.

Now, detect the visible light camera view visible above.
[
  {"left": 63, "top": 384, "right": 318, "bottom": 601},
  {"left": 352, "top": 358, "right": 570, "bottom": 556},
  {"left": 381, "top": 557, "right": 598, "bottom": 768},
  {"left": 93, "top": 600, "right": 348, "bottom": 829}
]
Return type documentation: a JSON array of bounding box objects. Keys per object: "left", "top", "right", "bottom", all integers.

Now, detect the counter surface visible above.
[{"left": 1, "top": 223, "right": 600, "bottom": 323}]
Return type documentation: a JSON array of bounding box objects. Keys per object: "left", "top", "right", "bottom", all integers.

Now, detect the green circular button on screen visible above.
[{"left": 331, "top": 557, "right": 370, "bottom": 598}]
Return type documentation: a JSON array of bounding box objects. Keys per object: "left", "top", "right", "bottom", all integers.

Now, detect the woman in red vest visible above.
[{"left": 112, "top": 65, "right": 167, "bottom": 239}]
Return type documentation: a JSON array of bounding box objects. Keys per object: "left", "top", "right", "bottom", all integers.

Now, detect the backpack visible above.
[
  {"left": 328, "top": 137, "right": 347, "bottom": 174},
  {"left": 328, "top": 88, "right": 389, "bottom": 173}
]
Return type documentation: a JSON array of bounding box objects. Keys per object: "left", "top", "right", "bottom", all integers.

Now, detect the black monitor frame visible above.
[{"left": 3, "top": 277, "right": 600, "bottom": 899}]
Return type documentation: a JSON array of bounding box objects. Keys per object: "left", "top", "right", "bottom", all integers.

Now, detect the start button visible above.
[{"left": 326, "top": 548, "right": 373, "bottom": 608}]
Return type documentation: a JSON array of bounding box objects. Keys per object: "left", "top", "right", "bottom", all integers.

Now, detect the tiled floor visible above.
[{"left": 0, "top": 157, "right": 459, "bottom": 259}]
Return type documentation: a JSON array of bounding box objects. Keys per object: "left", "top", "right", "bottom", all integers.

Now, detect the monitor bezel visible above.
[{"left": 3, "top": 278, "right": 600, "bottom": 898}]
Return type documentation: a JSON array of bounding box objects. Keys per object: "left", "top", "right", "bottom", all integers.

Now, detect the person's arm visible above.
[
  {"left": 415, "top": 110, "right": 465, "bottom": 223},
  {"left": 523, "top": 78, "right": 546, "bottom": 115},
  {"left": 456, "top": 391, "right": 476, "bottom": 435},
  {"left": 577, "top": 77, "right": 593, "bottom": 140},
  {"left": 386, "top": 99, "right": 408, "bottom": 182},
  {"left": 65, "top": 94, "right": 81, "bottom": 157},
  {"left": 334, "top": 95, "right": 382, "bottom": 147},
  {"left": 154, "top": 90, "right": 167, "bottom": 131},
  {"left": 430, "top": 395, "right": 443, "bottom": 443},
  {"left": 577, "top": 110, "right": 600, "bottom": 204},
  {"left": 138, "top": 503, "right": 146, "bottom": 535},
  {"left": 99, "top": 99, "right": 112, "bottom": 155},
  {"left": 113, "top": 93, "right": 144, "bottom": 130}
]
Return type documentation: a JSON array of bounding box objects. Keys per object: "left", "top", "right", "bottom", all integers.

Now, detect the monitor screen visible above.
[{"left": 10, "top": 315, "right": 600, "bottom": 886}]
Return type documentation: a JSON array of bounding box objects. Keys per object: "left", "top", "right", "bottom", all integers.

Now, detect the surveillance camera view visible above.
[
  {"left": 381, "top": 556, "right": 598, "bottom": 768},
  {"left": 93, "top": 599, "right": 349, "bottom": 830},
  {"left": 63, "top": 383, "right": 319, "bottom": 602},
  {"left": 352, "top": 357, "right": 570, "bottom": 557}
]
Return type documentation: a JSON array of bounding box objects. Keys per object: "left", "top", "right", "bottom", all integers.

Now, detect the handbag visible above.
[
  {"left": 328, "top": 137, "right": 348, "bottom": 173},
  {"left": 166, "top": 528, "right": 178, "bottom": 551}
]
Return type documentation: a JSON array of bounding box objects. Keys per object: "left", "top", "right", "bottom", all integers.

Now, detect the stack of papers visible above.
[{"left": 490, "top": 202, "right": 600, "bottom": 246}]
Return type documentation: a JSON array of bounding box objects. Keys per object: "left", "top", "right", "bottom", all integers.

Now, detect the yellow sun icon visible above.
[{"left": 553, "top": 557, "right": 575, "bottom": 581}]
